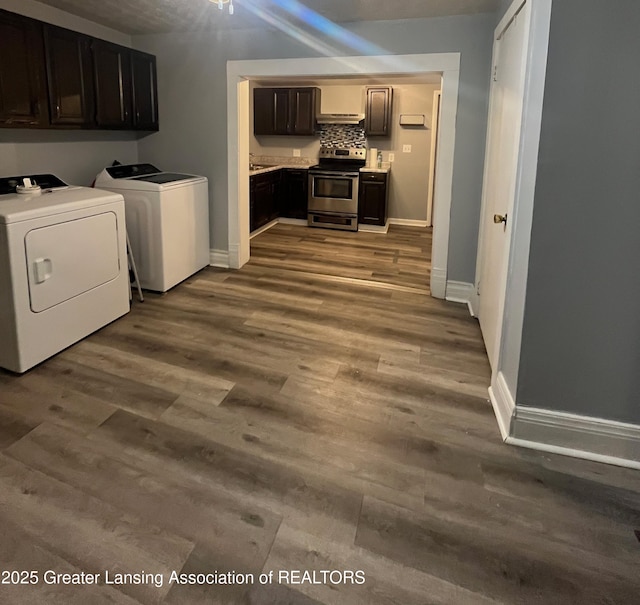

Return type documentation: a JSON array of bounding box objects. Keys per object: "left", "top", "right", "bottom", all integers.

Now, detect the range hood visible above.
[{"left": 316, "top": 113, "right": 365, "bottom": 125}]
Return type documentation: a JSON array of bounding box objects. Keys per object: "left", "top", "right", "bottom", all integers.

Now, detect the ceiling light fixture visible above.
[{"left": 210, "top": 0, "right": 234, "bottom": 15}]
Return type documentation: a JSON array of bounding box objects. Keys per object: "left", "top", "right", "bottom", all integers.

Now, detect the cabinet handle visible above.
[{"left": 55, "top": 104, "right": 61, "bottom": 118}]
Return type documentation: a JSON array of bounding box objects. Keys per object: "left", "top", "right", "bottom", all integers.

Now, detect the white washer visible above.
[
  {"left": 0, "top": 174, "right": 130, "bottom": 374},
  {"left": 95, "top": 163, "right": 210, "bottom": 292}
]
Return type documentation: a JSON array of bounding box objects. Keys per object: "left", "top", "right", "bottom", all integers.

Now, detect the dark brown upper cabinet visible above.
[
  {"left": 92, "top": 39, "right": 133, "bottom": 129},
  {"left": 0, "top": 10, "right": 48, "bottom": 127},
  {"left": 365, "top": 86, "right": 393, "bottom": 137},
  {"left": 44, "top": 25, "right": 94, "bottom": 127},
  {"left": 131, "top": 50, "right": 158, "bottom": 131},
  {"left": 254, "top": 87, "right": 319, "bottom": 136}
]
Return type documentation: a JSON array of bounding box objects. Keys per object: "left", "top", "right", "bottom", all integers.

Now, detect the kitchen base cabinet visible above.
[
  {"left": 250, "top": 170, "right": 282, "bottom": 232},
  {"left": 358, "top": 172, "right": 388, "bottom": 226},
  {"left": 282, "top": 169, "right": 308, "bottom": 219}
]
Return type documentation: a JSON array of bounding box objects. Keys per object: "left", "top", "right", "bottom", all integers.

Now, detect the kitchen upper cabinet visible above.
[
  {"left": 282, "top": 169, "right": 308, "bottom": 219},
  {"left": 0, "top": 10, "right": 48, "bottom": 127},
  {"left": 44, "top": 25, "right": 94, "bottom": 127},
  {"left": 365, "top": 86, "right": 393, "bottom": 137},
  {"left": 253, "top": 87, "right": 319, "bottom": 136},
  {"left": 92, "top": 40, "right": 132, "bottom": 129},
  {"left": 358, "top": 171, "right": 389, "bottom": 226},
  {"left": 131, "top": 50, "right": 158, "bottom": 131}
]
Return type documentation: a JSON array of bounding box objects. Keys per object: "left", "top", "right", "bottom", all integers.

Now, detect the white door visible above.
[{"left": 477, "top": 0, "right": 531, "bottom": 368}]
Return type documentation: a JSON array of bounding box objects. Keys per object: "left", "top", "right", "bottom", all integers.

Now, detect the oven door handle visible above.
[{"left": 310, "top": 171, "right": 359, "bottom": 178}]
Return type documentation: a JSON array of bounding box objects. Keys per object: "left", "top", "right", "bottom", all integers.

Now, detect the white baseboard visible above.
[
  {"left": 249, "top": 219, "right": 278, "bottom": 239},
  {"left": 509, "top": 406, "right": 640, "bottom": 470},
  {"left": 489, "top": 371, "right": 516, "bottom": 441},
  {"left": 445, "top": 280, "right": 477, "bottom": 317},
  {"left": 358, "top": 220, "right": 389, "bottom": 234},
  {"left": 388, "top": 218, "right": 429, "bottom": 228},
  {"left": 430, "top": 267, "right": 446, "bottom": 299},
  {"left": 209, "top": 249, "right": 230, "bottom": 268}
]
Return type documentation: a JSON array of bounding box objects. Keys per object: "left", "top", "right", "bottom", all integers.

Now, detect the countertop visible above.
[
  {"left": 360, "top": 165, "right": 391, "bottom": 174},
  {"left": 249, "top": 161, "right": 391, "bottom": 176}
]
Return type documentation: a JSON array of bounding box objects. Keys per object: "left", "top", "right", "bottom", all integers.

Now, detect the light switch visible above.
[
  {"left": 293, "top": 149, "right": 301, "bottom": 157},
  {"left": 402, "top": 145, "right": 412, "bottom": 153},
  {"left": 388, "top": 153, "right": 395, "bottom": 162}
]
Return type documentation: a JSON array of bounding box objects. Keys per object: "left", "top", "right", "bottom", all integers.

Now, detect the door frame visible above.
[
  {"left": 474, "top": 0, "right": 553, "bottom": 435},
  {"left": 426, "top": 88, "right": 442, "bottom": 227},
  {"left": 227, "top": 53, "right": 460, "bottom": 299}
]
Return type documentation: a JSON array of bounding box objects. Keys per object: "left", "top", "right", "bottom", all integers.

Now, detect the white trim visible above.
[
  {"left": 430, "top": 267, "right": 446, "bottom": 299},
  {"left": 488, "top": 371, "right": 516, "bottom": 441},
  {"left": 227, "top": 54, "right": 460, "bottom": 301},
  {"left": 426, "top": 89, "right": 442, "bottom": 227},
  {"left": 209, "top": 249, "right": 230, "bottom": 268},
  {"left": 508, "top": 407, "right": 640, "bottom": 470},
  {"left": 445, "top": 280, "right": 476, "bottom": 316},
  {"left": 358, "top": 221, "right": 390, "bottom": 234},
  {"left": 249, "top": 219, "right": 278, "bottom": 239},
  {"left": 388, "top": 218, "right": 429, "bottom": 228}
]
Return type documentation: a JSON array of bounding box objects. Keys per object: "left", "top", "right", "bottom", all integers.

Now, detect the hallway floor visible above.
[{"left": 0, "top": 224, "right": 638, "bottom": 604}]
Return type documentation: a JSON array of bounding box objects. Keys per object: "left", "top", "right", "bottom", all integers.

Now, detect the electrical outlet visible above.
[
  {"left": 402, "top": 145, "right": 412, "bottom": 153},
  {"left": 293, "top": 149, "right": 301, "bottom": 157},
  {"left": 388, "top": 153, "right": 395, "bottom": 162}
]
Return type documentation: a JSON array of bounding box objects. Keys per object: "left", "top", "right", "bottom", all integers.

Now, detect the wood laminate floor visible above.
[{"left": 0, "top": 223, "right": 639, "bottom": 604}]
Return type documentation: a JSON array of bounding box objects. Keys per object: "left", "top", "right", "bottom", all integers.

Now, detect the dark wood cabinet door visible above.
[
  {"left": 0, "top": 10, "right": 48, "bottom": 127},
  {"left": 253, "top": 88, "right": 275, "bottom": 135},
  {"left": 365, "top": 87, "right": 392, "bottom": 137},
  {"left": 290, "top": 88, "right": 317, "bottom": 135},
  {"left": 253, "top": 176, "right": 273, "bottom": 230},
  {"left": 358, "top": 173, "right": 388, "bottom": 225},
  {"left": 44, "top": 25, "right": 94, "bottom": 127},
  {"left": 131, "top": 50, "right": 158, "bottom": 130},
  {"left": 92, "top": 39, "right": 132, "bottom": 128},
  {"left": 283, "top": 169, "right": 308, "bottom": 219},
  {"left": 273, "top": 89, "right": 290, "bottom": 135}
]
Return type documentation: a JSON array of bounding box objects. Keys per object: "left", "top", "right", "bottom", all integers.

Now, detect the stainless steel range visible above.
[{"left": 308, "top": 147, "right": 366, "bottom": 231}]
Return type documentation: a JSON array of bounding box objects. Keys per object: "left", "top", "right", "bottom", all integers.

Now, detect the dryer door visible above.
[{"left": 25, "top": 212, "right": 121, "bottom": 313}]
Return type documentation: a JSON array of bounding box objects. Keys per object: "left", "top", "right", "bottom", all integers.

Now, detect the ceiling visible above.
[{"left": 35, "top": 0, "right": 502, "bottom": 35}]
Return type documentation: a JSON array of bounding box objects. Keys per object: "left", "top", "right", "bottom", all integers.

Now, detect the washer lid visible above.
[{"left": 0, "top": 186, "right": 123, "bottom": 224}]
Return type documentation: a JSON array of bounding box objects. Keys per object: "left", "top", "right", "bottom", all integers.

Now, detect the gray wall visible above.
[
  {"left": 0, "top": 0, "right": 138, "bottom": 185},
  {"left": 134, "top": 13, "right": 494, "bottom": 282},
  {"left": 516, "top": 0, "right": 640, "bottom": 424}
]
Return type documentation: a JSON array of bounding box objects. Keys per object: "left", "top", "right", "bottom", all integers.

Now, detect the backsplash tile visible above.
[{"left": 320, "top": 124, "right": 367, "bottom": 148}]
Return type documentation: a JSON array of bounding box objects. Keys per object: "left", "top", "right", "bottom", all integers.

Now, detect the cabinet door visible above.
[
  {"left": 0, "top": 10, "right": 48, "bottom": 127},
  {"left": 252, "top": 175, "right": 272, "bottom": 231},
  {"left": 365, "top": 87, "right": 392, "bottom": 137},
  {"left": 254, "top": 87, "right": 275, "bottom": 135},
  {"left": 358, "top": 174, "right": 388, "bottom": 225},
  {"left": 92, "top": 39, "right": 132, "bottom": 128},
  {"left": 44, "top": 25, "right": 94, "bottom": 127},
  {"left": 273, "top": 88, "right": 290, "bottom": 135},
  {"left": 290, "top": 88, "right": 317, "bottom": 135},
  {"left": 131, "top": 50, "right": 158, "bottom": 130},
  {"left": 283, "top": 169, "right": 308, "bottom": 219}
]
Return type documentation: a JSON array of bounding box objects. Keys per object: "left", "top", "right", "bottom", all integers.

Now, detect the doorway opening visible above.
[{"left": 227, "top": 54, "right": 460, "bottom": 299}]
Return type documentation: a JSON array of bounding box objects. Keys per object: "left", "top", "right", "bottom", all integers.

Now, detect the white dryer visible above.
[
  {"left": 0, "top": 174, "right": 130, "bottom": 374},
  {"left": 95, "top": 163, "right": 210, "bottom": 292}
]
